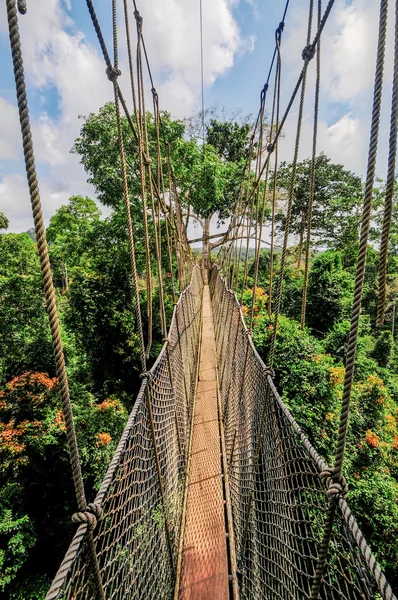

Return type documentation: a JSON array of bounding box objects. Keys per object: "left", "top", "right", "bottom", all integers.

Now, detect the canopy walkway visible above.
[
  {"left": 5, "top": 0, "right": 398, "bottom": 597},
  {"left": 43, "top": 266, "right": 396, "bottom": 600}
]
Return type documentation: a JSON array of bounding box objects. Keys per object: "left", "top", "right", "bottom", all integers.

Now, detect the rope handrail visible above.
[
  {"left": 210, "top": 265, "right": 397, "bottom": 600},
  {"left": 45, "top": 265, "right": 203, "bottom": 600}
]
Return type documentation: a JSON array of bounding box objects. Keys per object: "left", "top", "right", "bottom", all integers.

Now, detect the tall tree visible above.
[{"left": 274, "top": 153, "right": 363, "bottom": 266}]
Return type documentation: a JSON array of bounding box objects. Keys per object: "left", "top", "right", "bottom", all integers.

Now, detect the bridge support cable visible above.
[
  {"left": 249, "top": 21, "right": 284, "bottom": 332},
  {"left": 268, "top": 0, "right": 315, "bottom": 369}
]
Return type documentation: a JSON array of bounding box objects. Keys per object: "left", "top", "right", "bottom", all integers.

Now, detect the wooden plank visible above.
[{"left": 179, "top": 285, "right": 229, "bottom": 600}]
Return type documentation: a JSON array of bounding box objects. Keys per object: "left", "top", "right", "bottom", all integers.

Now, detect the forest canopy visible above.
[{"left": 1, "top": 105, "right": 398, "bottom": 597}]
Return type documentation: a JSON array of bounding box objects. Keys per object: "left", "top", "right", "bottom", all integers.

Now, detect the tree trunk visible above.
[
  {"left": 202, "top": 217, "right": 211, "bottom": 281},
  {"left": 297, "top": 214, "right": 305, "bottom": 272},
  {"left": 174, "top": 198, "right": 186, "bottom": 289}
]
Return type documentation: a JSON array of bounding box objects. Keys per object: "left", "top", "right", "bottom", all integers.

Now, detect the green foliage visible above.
[
  {"left": 0, "top": 213, "right": 9, "bottom": 231},
  {"left": 206, "top": 119, "right": 251, "bottom": 163},
  {"left": 274, "top": 153, "right": 363, "bottom": 259},
  {"left": 0, "top": 371, "right": 127, "bottom": 597},
  {"left": 307, "top": 250, "right": 354, "bottom": 333},
  {"left": 0, "top": 233, "right": 54, "bottom": 384},
  {"left": 46, "top": 196, "right": 101, "bottom": 289},
  {"left": 373, "top": 330, "right": 395, "bottom": 368},
  {"left": 0, "top": 510, "right": 35, "bottom": 592}
]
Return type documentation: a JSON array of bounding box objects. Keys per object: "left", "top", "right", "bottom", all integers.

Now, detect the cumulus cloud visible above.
[
  {"left": 277, "top": 0, "right": 395, "bottom": 178},
  {"left": 0, "top": 99, "right": 21, "bottom": 161},
  {"left": 0, "top": 0, "right": 252, "bottom": 231}
]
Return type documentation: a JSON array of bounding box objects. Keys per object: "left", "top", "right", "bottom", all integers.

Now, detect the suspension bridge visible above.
[{"left": 4, "top": 0, "right": 398, "bottom": 598}]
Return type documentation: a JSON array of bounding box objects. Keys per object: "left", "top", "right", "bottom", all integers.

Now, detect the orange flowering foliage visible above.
[
  {"left": 330, "top": 366, "right": 345, "bottom": 386},
  {"left": 386, "top": 414, "right": 396, "bottom": 431},
  {"left": 241, "top": 305, "right": 249, "bottom": 317},
  {"left": 359, "top": 375, "right": 387, "bottom": 405},
  {"left": 6, "top": 372, "right": 57, "bottom": 393},
  {"left": 97, "top": 398, "right": 119, "bottom": 411},
  {"left": 392, "top": 436, "right": 398, "bottom": 450},
  {"left": 53, "top": 409, "right": 66, "bottom": 432},
  {"left": 1, "top": 372, "right": 58, "bottom": 417},
  {"left": 0, "top": 420, "right": 25, "bottom": 455},
  {"left": 95, "top": 432, "right": 112, "bottom": 447},
  {"left": 365, "top": 430, "right": 380, "bottom": 448}
]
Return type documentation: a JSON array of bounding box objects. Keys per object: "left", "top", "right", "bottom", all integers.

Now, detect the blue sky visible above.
[{"left": 0, "top": 0, "right": 395, "bottom": 232}]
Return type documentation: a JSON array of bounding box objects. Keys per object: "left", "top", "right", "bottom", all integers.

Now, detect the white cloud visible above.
[
  {"left": 133, "top": 0, "right": 252, "bottom": 116},
  {"left": 1, "top": 0, "right": 250, "bottom": 231},
  {"left": 0, "top": 99, "right": 21, "bottom": 160},
  {"left": 277, "top": 0, "right": 395, "bottom": 178},
  {"left": 0, "top": 173, "right": 68, "bottom": 232}
]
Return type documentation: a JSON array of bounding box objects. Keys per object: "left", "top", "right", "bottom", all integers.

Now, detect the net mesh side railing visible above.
[
  {"left": 210, "top": 265, "right": 397, "bottom": 600},
  {"left": 46, "top": 266, "right": 203, "bottom": 600}
]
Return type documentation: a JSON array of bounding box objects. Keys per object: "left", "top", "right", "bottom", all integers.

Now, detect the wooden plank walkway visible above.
[{"left": 179, "top": 284, "right": 229, "bottom": 600}]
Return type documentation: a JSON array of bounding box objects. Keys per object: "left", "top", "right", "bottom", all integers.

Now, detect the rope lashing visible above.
[
  {"left": 262, "top": 366, "right": 275, "bottom": 379},
  {"left": 106, "top": 66, "right": 122, "bottom": 82},
  {"left": 302, "top": 44, "right": 316, "bottom": 61},
  {"left": 140, "top": 371, "right": 153, "bottom": 381},
  {"left": 320, "top": 467, "right": 348, "bottom": 499},
  {"left": 72, "top": 503, "right": 104, "bottom": 530},
  {"left": 134, "top": 9, "right": 143, "bottom": 26}
]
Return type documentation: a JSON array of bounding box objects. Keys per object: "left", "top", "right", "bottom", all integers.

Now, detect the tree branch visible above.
[{"left": 210, "top": 235, "right": 275, "bottom": 251}]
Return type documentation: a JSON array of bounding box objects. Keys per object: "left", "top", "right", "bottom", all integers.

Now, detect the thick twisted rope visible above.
[
  {"left": 310, "top": 0, "right": 389, "bottom": 596},
  {"left": 6, "top": 2, "right": 105, "bottom": 598},
  {"left": 376, "top": 0, "right": 398, "bottom": 328}
]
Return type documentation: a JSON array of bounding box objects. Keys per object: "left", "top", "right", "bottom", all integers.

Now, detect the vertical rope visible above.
[
  {"left": 109, "top": 3, "right": 147, "bottom": 374},
  {"left": 269, "top": 0, "right": 314, "bottom": 368},
  {"left": 301, "top": 0, "right": 322, "bottom": 329},
  {"left": 310, "top": 0, "right": 388, "bottom": 596},
  {"left": 6, "top": 2, "right": 105, "bottom": 598},
  {"left": 135, "top": 10, "right": 153, "bottom": 357},
  {"left": 250, "top": 22, "right": 284, "bottom": 331},
  {"left": 268, "top": 32, "right": 282, "bottom": 318},
  {"left": 376, "top": 0, "right": 398, "bottom": 328}
]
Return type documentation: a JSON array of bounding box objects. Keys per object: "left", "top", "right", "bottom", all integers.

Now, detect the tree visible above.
[
  {"left": 0, "top": 232, "right": 53, "bottom": 384},
  {"left": 73, "top": 103, "right": 251, "bottom": 269},
  {"left": 206, "top": 119, "right": 251, "bottom": 163},
  {"left": 46, "top": 196, "right": 101, "bottom": 290},
  {"left": 306, "top": 250, "right": 354, "bottom": 333},
  {"left": 0, "top": 213, "right": 9, "bottom": 231},
  {"left": 274, "top": 154, "right": 363, "bottom": 266}
]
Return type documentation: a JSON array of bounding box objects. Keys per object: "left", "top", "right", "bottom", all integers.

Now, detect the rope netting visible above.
[
  {"left": 45, "top": 267, "right": 203, "bottom": 600},
  {"left": 210, "top": 266, "right": 397, "bottom": 600}
]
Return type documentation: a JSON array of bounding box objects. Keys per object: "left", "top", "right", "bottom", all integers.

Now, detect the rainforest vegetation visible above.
[{"left": 1, "top": 104, "right": 397, "bottom": 597}]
